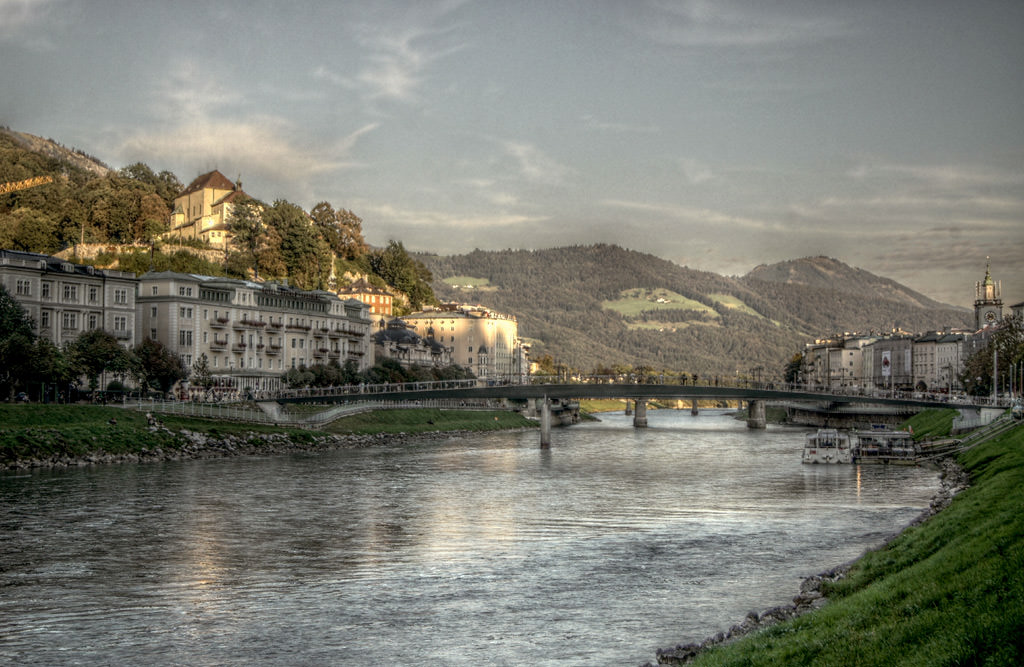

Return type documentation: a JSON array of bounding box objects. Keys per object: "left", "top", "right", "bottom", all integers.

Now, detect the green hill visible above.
[{"left": 419, "top": 245, "right": 972, "bottom": 377}]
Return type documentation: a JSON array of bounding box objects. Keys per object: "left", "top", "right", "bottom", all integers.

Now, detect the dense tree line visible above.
[{"left": 280, "top": 357, "right": 475, "bottom": 389}]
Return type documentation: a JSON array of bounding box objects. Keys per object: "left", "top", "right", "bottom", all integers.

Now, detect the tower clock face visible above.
[{"left": 986, "top": 311, "right": 996, "bottom": 322}]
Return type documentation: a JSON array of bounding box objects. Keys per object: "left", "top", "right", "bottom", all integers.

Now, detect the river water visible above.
[{"left": 0, "top": 410, "right": 939, "bottom": 666}]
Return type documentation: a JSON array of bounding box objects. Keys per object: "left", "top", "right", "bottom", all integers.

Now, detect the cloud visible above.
[
  {"left": 580, "top": 114, "right": 659, "bottom": 134},
  {"left": 317, "top": 2, "right": 470, "bottom": 106},
  {"left": 498, "top": 140, "right": 572, "bottom": 185},
  {"left": 0, "top": 0, "right": 60, "bottom": 45},
  {"left": 355, "top": 200, "right": 546, "bottom": 231},
  {"left": 601, "top": 199, "right": 778, "bottom": 231},
  {"left": 114, "top": 58, "right": 378, "bottom": 192},
  {"left": 641, "top": 0, "right": 851, "bottom": 49}
]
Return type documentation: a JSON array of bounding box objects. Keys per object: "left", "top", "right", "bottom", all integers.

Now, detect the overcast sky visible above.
[{"left": 2, "top": 0, "right": 1021, "bottom": 308}]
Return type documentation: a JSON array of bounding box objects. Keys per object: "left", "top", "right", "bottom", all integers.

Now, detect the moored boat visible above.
[
  {"left": 802, "top": 428, "right": 853, "bottom": 464},
  {"left": 851, "top": 428, "right": 919, "bottom": 464}
]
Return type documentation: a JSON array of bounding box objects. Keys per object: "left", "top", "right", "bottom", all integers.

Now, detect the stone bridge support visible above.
[
  {"left": 540, "top": 397, "right": 551, "bottom": 448},
  {"left": 691, "top": 399, "right": 699, "bottom": 416},
  {"left": 625, "top": 400, "right": 633, "bottom": 416},
  {"left": 633, "top": 399, "right": 648, "bottom": 428},
  {"left": 746, "top": 399, "right": 766, "bottom": 429}
]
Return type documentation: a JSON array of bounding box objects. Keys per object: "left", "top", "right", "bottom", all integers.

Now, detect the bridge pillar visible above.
[
  {"left": 540, "top": 397, "right": 552, "bottom": 448},
  {"left": 691, "top": 398, "right": 699, "bottom": 416},
  {"left": 625, "top": 400, "right": 633, "bottom": 416},
  {"left": 746, "top": 399, "right": 766, "bottom": 429},
  {"left": 633, "top": 399, "right": 648, "bottom": 428}
]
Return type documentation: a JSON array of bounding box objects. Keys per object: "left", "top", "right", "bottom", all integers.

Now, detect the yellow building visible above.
[
  {"left": 166, "top": 170, "right": 251, "bottom": 249},
  {"left": 401, "top": 303, "right": 528, "bottom": 382}
]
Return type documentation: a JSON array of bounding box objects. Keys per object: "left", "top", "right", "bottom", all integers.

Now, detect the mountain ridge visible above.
[{"left": 418, "top": 245, "right": 973, "bottom": 376}]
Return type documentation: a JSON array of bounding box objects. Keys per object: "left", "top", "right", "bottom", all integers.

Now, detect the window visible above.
[
  {"left": 62, "top": 312, "right": 77, "bottom": 329},
  {"left": 150, "top": 328, "right": 157, "bottom": 340},
  {"left": 88, "top": 314, "right": 98, "bottom": 329},
  {"left": 114, "top": 288, "right": 128, "bottom": 305},
  {"left": 178, "top": 330, "right": 193, "bottom": 346},
  {"left": 15, "top": 279, "right": 31, "bottom": 296},
  {"left": 151, "top": 306, "right": 158, "bottom": 318},
  {"left": 62, "top": 284, "right": 78, "bottom": 301},
  {"left": 152, "top": 286, "right": 158, "bottom": 295},
  {"left": 41, "top": 282, "right": 51, "bottom": 299},
  {"left": 203, "top": 331, "right": 208, "bottom": 344},
  {"left": 88, "top": 286, "right": 98, "bottom": 303},
  {"left": 40, "top": 311, "right": 50, "bottom": 328},
  {"left": 114, "top": 316, "right": 127, "bottom": 332},
  {"left": 203, "top": 309, "right": 208, "bottom": 320}
]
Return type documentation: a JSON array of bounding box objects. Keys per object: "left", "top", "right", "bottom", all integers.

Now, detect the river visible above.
[{"left": 0, "top": 409, "right": 939, "bottom": 666}]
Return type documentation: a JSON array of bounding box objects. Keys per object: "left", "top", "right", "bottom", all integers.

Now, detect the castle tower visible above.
[{"left": 974, "top": 258, "right": 1003, "bottom": 329}]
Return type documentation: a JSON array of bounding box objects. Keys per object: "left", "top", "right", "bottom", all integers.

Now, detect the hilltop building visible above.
[
  {"left": 400, "top": 303, "right": 528, "bottom": 383},
  {"left": 0, "top": 249, "right": 136, "bottom": 349},
  {"left": 136, "top": 271, "right": 373, "bottom": 396},
  {"left": 166, "top": 170, "right": 251, "bottom": 250}
]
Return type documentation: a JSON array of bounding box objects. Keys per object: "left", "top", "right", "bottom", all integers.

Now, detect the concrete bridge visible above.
[{"left": 274, "top": 380, "right": 1008, "bottom": 447}]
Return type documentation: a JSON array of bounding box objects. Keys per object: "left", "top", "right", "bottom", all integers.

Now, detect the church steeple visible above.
[{"left": 974, "top": 257, "right": 1003, "bottom": 329}]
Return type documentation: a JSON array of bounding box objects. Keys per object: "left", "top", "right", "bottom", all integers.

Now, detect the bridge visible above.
[{"left": 272, "top": 380, "right": 1009, "bottom": 447}]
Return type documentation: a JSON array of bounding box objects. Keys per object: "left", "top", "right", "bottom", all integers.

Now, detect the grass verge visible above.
[{"left": 684, "top": 421, "right": 1024, "bottom": 666}]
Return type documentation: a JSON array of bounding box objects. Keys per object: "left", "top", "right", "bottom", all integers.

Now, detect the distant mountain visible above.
[
  {"left": 744, "top": 256, "right": 952, "bottom": 310},
  {"left": 418, "top": 245, "right": 973, "bottom": 377}
]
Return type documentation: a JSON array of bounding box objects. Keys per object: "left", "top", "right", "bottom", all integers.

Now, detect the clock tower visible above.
[{"left": 974, "top": 259, "right": 1003, "bottom": 329}]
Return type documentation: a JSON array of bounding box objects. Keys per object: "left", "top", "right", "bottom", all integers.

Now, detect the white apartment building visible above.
[
  {"left": 136, "top": 272, "right": 373, "bottom": 395},
  {"left": 0, "top": 249, "right": 137, "bottom": 349},
  {"left": 401, "top": 303, "right": 528, "bottom": 382}
]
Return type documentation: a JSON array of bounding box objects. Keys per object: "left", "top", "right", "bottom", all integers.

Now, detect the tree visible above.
[
  {"left": 960, "top": 316, "right": 1024, "bottom": 396},
  {"left": 310, "top": 201, "right": 367, "bottom": 259},
  {"left": 0, "top": 284, "right": 36, "bottom": 398},
  {"left": 69, "top": 329, "right": 132, "bottom": 392},
  {"left": 25, "top": 338, "right": 75, "bottom": 402},
  {"left": 265, "top": 199, "right": 332, "bottom": 289},
  {"left": 227, "top": 196, "right": 265, "bottom": 279},
  {"left": 367, "top": 240, "right": 436, "bottom": 312},
  {"left": 191, "top": 353, "right": 214, "bottom": 390},
  {"left": 133, "top": 338, "right": 188, "bottom": 395},
  {"left": 784, "top": 353, "right": 804, "bottom": 385}
]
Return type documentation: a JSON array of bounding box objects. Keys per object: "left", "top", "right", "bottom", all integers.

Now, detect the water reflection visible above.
[{"left": 1, "top": 410, "right": 939, "bottom": 666}]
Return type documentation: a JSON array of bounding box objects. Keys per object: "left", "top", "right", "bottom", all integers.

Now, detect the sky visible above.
[{"left": 2, "top": 0, "right": 1022, "bottom": 308}]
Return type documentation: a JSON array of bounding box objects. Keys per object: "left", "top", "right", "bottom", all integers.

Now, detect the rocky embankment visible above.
[
  {"left": 647, "top": 456, "right": 970, "bottom": 666},
  {"left": 2, "top": 425, "right": 458, "bottom": 471}
]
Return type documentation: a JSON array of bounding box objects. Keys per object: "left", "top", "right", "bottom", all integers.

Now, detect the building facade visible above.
[
  {"left": 372, "top": 319, "right": 452, "bottom": 369},
  {"left": 0, "top": 249, "right": 137, "bottom": 349},
  {"left": 166, "top": 170, "right": 251, "bottom": 250},
  {"left": 337, "top": 277, "right": 394, "bottom": 316},
  {"left": 401, "top": 303, "right": 528, "bottom": 382},
  {"left": 136, "top": 272, "right": 373, "bottom": 396}
]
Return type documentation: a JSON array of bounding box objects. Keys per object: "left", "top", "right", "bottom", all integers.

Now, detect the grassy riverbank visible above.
[
  {"left": 0, "top": 404, "right": 534, "bottom": 466},
  {"left": 676, "top": 419, "right": 1024, "bottom": 666}
]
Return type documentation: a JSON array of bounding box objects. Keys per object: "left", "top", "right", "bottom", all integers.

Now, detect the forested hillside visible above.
[
  {"left": 0, "top": 128, "right": 436, "bottom": 312},
  {"left": 419, "top": 246, "right": 973, "bottom": 377}
]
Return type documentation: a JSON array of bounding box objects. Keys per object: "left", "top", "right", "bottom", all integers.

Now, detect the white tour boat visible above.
[{"left": 802, "top": 428, "right": 853, "bottom": 464}]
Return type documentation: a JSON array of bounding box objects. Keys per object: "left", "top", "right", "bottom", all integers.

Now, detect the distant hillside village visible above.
[{"left": 798, "top": 262, "right": 1022, "bottom": 397}]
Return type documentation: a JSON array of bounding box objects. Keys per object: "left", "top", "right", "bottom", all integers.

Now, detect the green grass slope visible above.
[{"left": 688, "top": 422, "right": 1024, "bottom": 666}]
